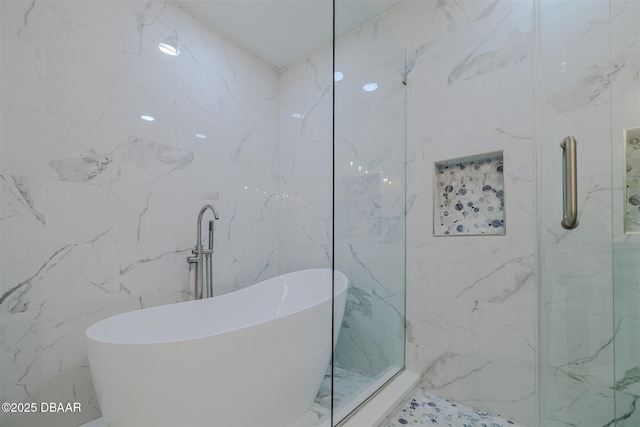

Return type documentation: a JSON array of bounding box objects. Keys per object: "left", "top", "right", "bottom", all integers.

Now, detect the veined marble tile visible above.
[
  {"left": 613, "top": 245, "right": 640, "bottom": 322},
  {"left": 406, "top": 296, "right": 474, "bottom": 370},
  {"left": 410, "top": 242, "right": 534, "bottom": 305},
  {"left": 538, "top": 373, "right": 635, "bottom": 427},
  {"left": 471, "top": 301, "right": 535, "bottom": 369},
  {"left": 0, "top": 107, "right": 72, "bottom": 174},
  {"left": 541, "top": 308, "right": 615, "bottom": 390},
  {"left": 540, "top": 244, "right": 614, "bottom": 316},
  {"left": 419, "top": 352, "right": 535, "bottom": 426},
  {"left": 0, "top": 1, "right": 285, "bottom": 423},
  {"left": 0, "top": 172, "right": 49, "bottom": 289},
  {"left": 391, "top": 0, "right": 536, "bottom": 420},
  {"left": 615, "top": 390, "right": 640, "bottom": 427},
  {"left": 614, "top": 316, "right": 640, "bottom": 398},
  {"left": 0, "top": 310, "right": 43, "bottom": 404},
  {"left": 1, "top": 37, "right": 46, "bottom": 111}
]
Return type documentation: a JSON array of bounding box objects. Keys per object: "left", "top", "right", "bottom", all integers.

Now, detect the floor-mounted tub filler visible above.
[{"left": 86, "top": 269, "right": 348, "bottom": 427}]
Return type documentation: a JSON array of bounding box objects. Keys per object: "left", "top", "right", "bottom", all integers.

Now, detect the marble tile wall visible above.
[
  {"left": 0, "top": 1, "right": 292, "bottom": 426},
  {"left": 278, "top": 49, "right": 334, "bottom": 273},
  {"left": 370, "top": 0, "right": 536, "bottom": 425}
]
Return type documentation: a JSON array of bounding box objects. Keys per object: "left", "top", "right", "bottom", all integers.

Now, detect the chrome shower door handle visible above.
[{"left": 560, "top": 136, "right": 579, "bottom": 229}]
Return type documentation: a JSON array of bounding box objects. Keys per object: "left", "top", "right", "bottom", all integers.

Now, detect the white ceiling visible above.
[{"left": 175, "top": 0, "right": 405, "bottom": 70}]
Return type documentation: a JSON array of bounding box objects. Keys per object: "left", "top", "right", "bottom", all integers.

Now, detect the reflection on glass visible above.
[{"left": 333, "top": 0, "right": 406, "bottom": 423}]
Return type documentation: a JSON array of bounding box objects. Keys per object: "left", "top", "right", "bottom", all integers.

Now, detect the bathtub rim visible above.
[{"left": 86, "top": 268, "right": 348, "bottom": 345}]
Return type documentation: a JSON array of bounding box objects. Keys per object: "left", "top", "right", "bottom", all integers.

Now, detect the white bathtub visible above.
[{"left": 86, "top": 269, "right": 348, "bottom": 427}]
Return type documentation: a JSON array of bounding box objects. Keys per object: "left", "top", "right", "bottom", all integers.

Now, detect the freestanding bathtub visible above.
[{"left": 86, "top": 269, "right": 348, "bottom": 427}]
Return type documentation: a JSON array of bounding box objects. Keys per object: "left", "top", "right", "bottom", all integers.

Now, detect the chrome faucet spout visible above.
[
  {"left": 188, "top": 204, "right": 219, "bottom": 300},
  {"left": 196, "top": 205, "right": 219, "bottom": 247}
]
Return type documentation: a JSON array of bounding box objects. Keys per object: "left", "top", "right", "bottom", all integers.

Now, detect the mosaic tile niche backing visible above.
[
  {"left": 434, "top": 152, "right": 505, "bottom": 236},
  {"left": 625, "top": 126, "right": 640, "bottom": 233}
]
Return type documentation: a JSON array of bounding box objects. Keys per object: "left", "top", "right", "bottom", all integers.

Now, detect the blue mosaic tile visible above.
[
  {"left": 625, "top": 126, "right": 640, "bottom": 233},
  {"left": 382, "top": 390, "right": 526, "bottom": 427},
  {"left": 434, "top": 152, "right": 505, "bottom": 236}
]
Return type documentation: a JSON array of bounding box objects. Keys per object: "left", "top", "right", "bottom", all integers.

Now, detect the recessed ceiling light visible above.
[
  {"left": 291, "top": 113, "right": 304, "bottom": 119},
  {"left": 195, "top": 133, "right": 207, "bottom": 139},
  {"left": 363, "top": 82, "right": 378, "bottom": 92},
  {"left": 140, "top": 115, "right": 155, "bottom": 121}
]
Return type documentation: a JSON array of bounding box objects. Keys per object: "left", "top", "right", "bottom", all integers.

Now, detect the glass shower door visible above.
[
  {"left": 537, "top": 0, "right": 639, "bottom": 425},
  {"left": 611, "top": 4, "right": 640, "bottom": 425},
  {"left": 332, "top": 0, "right": 407, "bottom": 423}
]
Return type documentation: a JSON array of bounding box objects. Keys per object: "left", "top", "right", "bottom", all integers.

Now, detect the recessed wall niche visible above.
[
  {"left": 624, "top": 126, "right": 640, "bottom": 234},
  {"left": 434, "top": 151, "right": 505, "bottom": 236}
]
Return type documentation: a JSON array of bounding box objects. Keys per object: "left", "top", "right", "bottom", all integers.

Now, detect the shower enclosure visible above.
[{"left": 537, "top": 0, "right": 640, "bottom": 425}]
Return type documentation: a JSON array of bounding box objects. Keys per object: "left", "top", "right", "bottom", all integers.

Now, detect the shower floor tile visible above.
[{"left": 382, "top": 389, "right": 526, "bottom": 427}]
